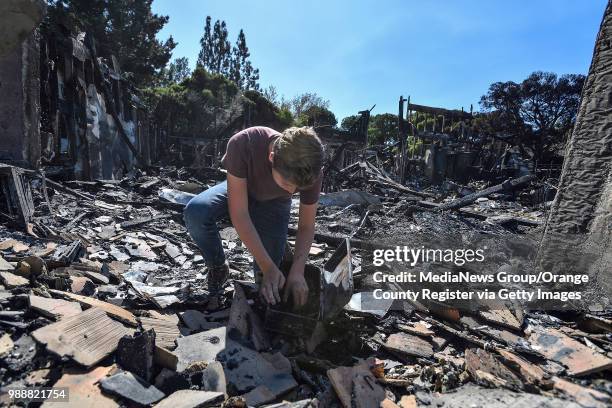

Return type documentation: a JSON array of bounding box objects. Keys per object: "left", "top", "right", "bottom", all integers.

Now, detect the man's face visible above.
[
  {"left": 269, "top": 151, "right": 297, "bottom": 193},
  {"left": 271, "top": 168, "right": 297, "bottom": 194}
]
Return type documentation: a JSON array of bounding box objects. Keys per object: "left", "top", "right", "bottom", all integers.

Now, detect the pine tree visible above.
[
  {"left": 196, "top": 16, "right": 260, "bottom": 90},
  {"left": 229, "top": 45, "right": 242, "bottom": 88},
  {"left": 237, "top": 30, "right": 249, "bottom": 87},
  {"left": 197, "top": 16, "right": 212, "bottom": 69},
  {"left": 221, "top": 24, "right": 232, "bottom": 76},
  {"left": 161, "top": 57, "right": 190, "bottom": 86},
  {"left": 244, "top": 61, "right": 260, "bottom": 91},
  {"left": 230, "top": 29, "right": 259, "bottom": 90},
  {"left": 210, "top": 20, "right": 231, "bottom": 74},
  {"left": 229, "top": 29, "right": 249, "bottom": 88}
]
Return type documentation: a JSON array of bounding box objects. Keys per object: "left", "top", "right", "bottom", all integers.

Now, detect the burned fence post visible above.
[
  {"left": 0, "top": 164, "right": 35, "bottom": 229},
  {"left": 398, "top": 96, "right": 408, "bottom": 184}
]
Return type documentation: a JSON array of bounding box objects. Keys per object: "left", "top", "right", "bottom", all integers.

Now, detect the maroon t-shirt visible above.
[{"left": 221, "top": 126, "right": 322, "bottom": 205}]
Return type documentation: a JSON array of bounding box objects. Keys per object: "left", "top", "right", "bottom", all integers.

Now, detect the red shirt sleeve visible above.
[{"left": 221, "top": 131, "right": 248, "bottom": 178}]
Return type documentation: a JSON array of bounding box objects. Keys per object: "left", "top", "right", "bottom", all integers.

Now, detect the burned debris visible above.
[
  {"left": 0, "top": 2, "right": 610, "bottom": 408},
  {"left": 0, "top": 141, "right": 609, "bottom": 408},
  {"left": 3, "top": 58, "right": 608, "bottom": 402}
]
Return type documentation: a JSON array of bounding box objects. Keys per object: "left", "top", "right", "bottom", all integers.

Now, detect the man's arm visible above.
[
  {"left": 283, "top": 201, "right": 317, "bottom": 307},
  {"left": 226, "top": 173, "right": 286, "bottom": 304}
]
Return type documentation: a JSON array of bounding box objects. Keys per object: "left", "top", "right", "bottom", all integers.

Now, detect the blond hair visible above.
[{"left": 272, "top": 127, "right": 324, "bottom": 188}]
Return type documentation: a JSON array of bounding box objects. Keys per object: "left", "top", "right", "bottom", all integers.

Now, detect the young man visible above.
[{"left": 183, "top": 126, "right": 324, "bottom": 307}]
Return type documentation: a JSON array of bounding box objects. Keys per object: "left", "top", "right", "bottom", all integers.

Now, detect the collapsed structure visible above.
[
  {"left": 0, "top": 1, "right": 610, "bottom": 407},
  {"left": 0, "top": 11, "right": 373, "bottom": 183},
  {"left": 395, "top": 98, "right": 530, "bottom": 185},
  {"left": 1, "top": 154, "right": 611, "bottom": 407},
  {"left": 0, "top": 12, "right": 156, "bottom": 179},
  {"left": 37, "top": 27, "right": 156, "bottom": 180}
]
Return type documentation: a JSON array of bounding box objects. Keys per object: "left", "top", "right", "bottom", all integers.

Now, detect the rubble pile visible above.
[{"left": 0, "top": 162, "right": 610, "bottom": 408}]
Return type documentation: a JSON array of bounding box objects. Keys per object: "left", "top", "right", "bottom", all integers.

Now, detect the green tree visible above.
[
  {"left": 46, "top": 0, "right": 176, "bottom": 87},
  {"left": 243, "top": 90, "right": 293, "bottom": 130},
  {"left": 197, "top": 17, "right": 260, "bottom": 90},
  {"left": 262, "top": 85, "right": 279, "bottom": 105},
  {"left": 197, "top": 17, "right": 230, "bottom": 75},
  {"left": 229, "top": 33, "right": 243, "bottom": 88},
  {"left": 290, "top": 93, "right": 330, "bottom": 118},
  {"left": 340, "top": 115, "right": 359, "bottom": 131},
  {"left": 159, "top": 57, "right": 191, "bottom": 86},
  {"left": 263, "top": 86, "right": 291, "bottom": 112},
  {"left": 212, "top": 20, "right": 231, "bottom": 75},
  {"left": 146, "top": 67, "right": 291, "bottom": 143},
  {"left": 197, "top": 16, "right": 213, "bottom": 69},
  {"left": 142, "top": 83, "right": 187, "bottom": 135},
  {"left": 229, "top": 29, "right": 247, "bottom": 88},
  {"left": 243, "top": 60, "right": 260, "bottom": 91},
  {"left": 368, "top": 113, "right": 398, "bottom": 145},
  {"left": 146, "top": 66, "right": 242, "bottom": 140},
  {"left": 480, "top": 71, "right": 585, "bottom": 161},
  {"left": 296, "top": 105, "right": 337, "bottom": 127},
  {"left": 230, "top": 29, "right": 260, "bottom": 91}
]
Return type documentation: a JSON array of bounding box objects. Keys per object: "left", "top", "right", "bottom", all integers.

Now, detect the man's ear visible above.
[{"left": 268, "top": 151, "right": 274, "bottom": 164}]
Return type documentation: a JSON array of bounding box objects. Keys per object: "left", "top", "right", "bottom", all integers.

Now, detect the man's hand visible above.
[
  {"left": 283, "top": 266, "right": 309, "bottom": 307},
  {"left": 228, "top": 173, "right": 285, "bottom": 306},
  {"left": 261, "top": 264, "right": 285, "bottom": 305},
  {"left": 284, "top": 201, "right": 315, "bottom": 308}
]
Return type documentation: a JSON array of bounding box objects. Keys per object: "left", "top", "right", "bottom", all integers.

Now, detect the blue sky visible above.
[{"left": 152, "top": 0, "right": 606, "bottom": 121}]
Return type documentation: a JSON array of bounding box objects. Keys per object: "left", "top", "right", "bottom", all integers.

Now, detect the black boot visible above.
[
  {"left": 207, "top": 261, "right": 229, "bottom": 294},
  {"left": 206, "top": 261, "right": 229, "bottom": 310}
]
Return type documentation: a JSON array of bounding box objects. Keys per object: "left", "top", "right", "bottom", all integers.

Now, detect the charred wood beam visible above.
[
  {"left": 50, "top": 240, "right": 84, "bottom": 266},
  {"left": 338, "top": 161, "right": 361, "bottom": 175},
  {"left": 39, "top": 169, "right": 52, "bottom": 214},
  {"left": 362, "top": 161, "right": 435, "bottom": 198},
  {"left": 62, "top": 211, "right": 91, "bottom": 231},
  {"left": 425, "top": 317, "right": 488, "bottom": 349},
  {"left": 20, "top": 168, "right": 94, "bottom": 201},
  {"left": 417, "top": 200, "right": 541, "bottom": 227},
  {"left": 407, "top": 103, "right": 472, "bottom": 120},
  {"left": 436, "top": 175, "right": 535, "bottom": 211}
]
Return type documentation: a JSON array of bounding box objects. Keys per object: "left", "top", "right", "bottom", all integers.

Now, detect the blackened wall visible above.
[{"left": 0, "top": 29, "right": 41, "bottom": 168}]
